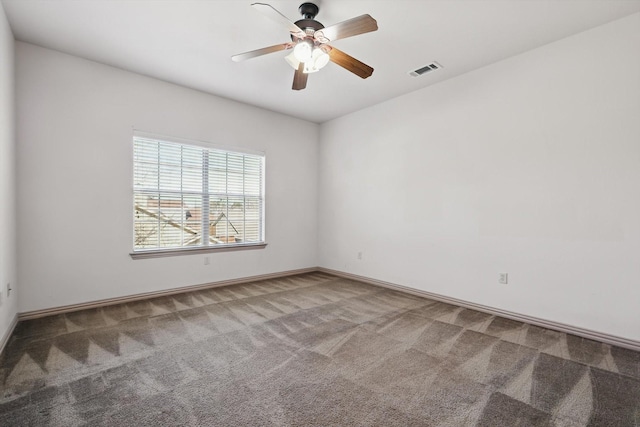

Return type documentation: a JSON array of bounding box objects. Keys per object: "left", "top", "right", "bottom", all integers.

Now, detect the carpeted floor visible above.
[{"left": 0, "top": 272, "right": 638, "bottom": 426}]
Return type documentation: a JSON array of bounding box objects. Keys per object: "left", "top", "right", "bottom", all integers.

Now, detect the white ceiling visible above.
[{"left": 2, "top": 0, "right": 640, "bottom": 123}]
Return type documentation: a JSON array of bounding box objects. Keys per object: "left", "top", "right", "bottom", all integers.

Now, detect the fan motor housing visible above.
[
  {"left": 294, "top": 19, "right": 324, "bottom": 32},
  {"left": 293, "top": 3, "right": 324, "bottom": 38}
]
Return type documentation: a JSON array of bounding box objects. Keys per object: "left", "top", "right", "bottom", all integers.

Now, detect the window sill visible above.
[{"left": 130, "top": 243, "right": 267, "bottom": 259}]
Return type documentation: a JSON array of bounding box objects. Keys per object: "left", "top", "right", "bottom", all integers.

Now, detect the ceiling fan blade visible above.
[
  {"left": 327, "top": 47, "right": 374, "bottom": 79},
  {"left": 314, "top": 14, "right": 378, "bottom": 43},
  {"left": 292, "top": 62, "right": 308, "bottom": 90},
  {"left": 231, "top": 43, "right": 294, "bottom": 62},
  {"left": 251, "top": 3, "right": 305, "bottom": 38}
]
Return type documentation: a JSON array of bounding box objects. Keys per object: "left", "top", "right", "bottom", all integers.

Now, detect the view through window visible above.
[{"left": 133, "top": 134, "right": 264, "bottom": 252}]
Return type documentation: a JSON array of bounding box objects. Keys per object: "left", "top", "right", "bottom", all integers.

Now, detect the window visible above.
[{"left": 132, "top": 133, "right": 265, "bottom": 257}]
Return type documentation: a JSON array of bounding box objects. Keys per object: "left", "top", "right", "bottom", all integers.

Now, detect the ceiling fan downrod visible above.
[{"left": 298, "top": 3, "right": 319, "bottom": 20}]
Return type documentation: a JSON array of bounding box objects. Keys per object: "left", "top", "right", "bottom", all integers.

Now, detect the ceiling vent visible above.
[{"left": 409, "top": 62, "right": 442, "bottom": 77}]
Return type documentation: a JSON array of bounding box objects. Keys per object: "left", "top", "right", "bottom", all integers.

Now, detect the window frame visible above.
[{"left": 130, "top": 131, "right": 266, "bottom": 259}]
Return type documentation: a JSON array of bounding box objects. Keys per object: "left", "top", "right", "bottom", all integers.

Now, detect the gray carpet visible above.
[{"left": 0, "top": 272, "right": 638, "bottom": 426}]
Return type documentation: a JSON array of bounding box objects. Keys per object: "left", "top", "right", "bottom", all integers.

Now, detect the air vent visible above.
[{"left": 409, "top": 62, "right": 443, "bottom": 77}]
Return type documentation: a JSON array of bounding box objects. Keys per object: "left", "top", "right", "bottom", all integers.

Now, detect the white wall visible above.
[
  {"left": 16, "top": 42, "right": 319, "bottom": 312},
  {"left": 0, "top": 2, "right": 17, "bottom": 341},
  {"left": 318, "top": 13, "right": 640, "bottom": 341}
]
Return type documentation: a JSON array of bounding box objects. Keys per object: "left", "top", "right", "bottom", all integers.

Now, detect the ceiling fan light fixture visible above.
[
  {"left": 304, "top": 64, "right": 320, "bottom": 74},
  {"left": 285, "top": 46, "right": 329, "bottom": 74},
  {"left": 235, "top": 3, "right": 377, "bottom": 90},
  {"left": 312, "top": 47, "right": 330, "bottom": 69},
  {"left": 285, "top": 52, "right": 300, "bottom": 70},
  {"left": 293, "top": 39, "right": 313, "bottom": 62}
]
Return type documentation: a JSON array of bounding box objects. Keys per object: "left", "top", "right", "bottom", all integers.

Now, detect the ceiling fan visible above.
[{"left": 231, "top": 2, "right": 378, "bottom": 90}]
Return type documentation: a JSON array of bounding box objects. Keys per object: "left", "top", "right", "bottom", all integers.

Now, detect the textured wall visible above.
[
  {"left": 16, "top": 42, "right": 319, "bottom": 312},
  {"left": 318, "top": 14, "right": 640, "bottom": 341},
  {"left": 0, "top": 4, "right": 18, "bottom": 340},
  {"left": 0, "top": 2, "right": 17, "bottom": 344}
]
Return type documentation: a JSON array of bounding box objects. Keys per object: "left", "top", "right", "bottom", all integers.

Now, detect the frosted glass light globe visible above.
[
  {"left": 293, "top": 40, "right": 313, "bottom": 62},
  {"left": 313, "top": 48, "right": 330, "bottom": 70}
]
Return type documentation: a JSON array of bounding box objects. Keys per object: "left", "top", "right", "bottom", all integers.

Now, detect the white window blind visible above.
[{"left": 133, "top": 134, "right": 264, "bottom": 253}]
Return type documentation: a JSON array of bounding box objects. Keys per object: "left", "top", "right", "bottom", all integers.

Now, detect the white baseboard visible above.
[
  {"left": 18, "top": 267, "right": 317, "bottom": 320},
  {"left": 319, "top": 267, "right": 640, "bottom": 352},
  {"left": 15, "top": 266, "right": 640, "bottom": 352},
  {"left": 0, "top": 314, "right": 19, "bottom": 356}
]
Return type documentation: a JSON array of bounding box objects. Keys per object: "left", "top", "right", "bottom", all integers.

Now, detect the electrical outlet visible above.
[
  {"left": 204, "top": 257, "right": 210, "bottom": 265},
  {"left": 357, "top": 251, "right": 363, "bottom": 260},
  {"left": 499, "top": 273, "right": 508, "bottom": 284}
]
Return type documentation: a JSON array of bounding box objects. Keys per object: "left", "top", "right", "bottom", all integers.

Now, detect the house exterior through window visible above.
[{"left": 132, "top": 133, "right": 265, "bottom": 256}]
